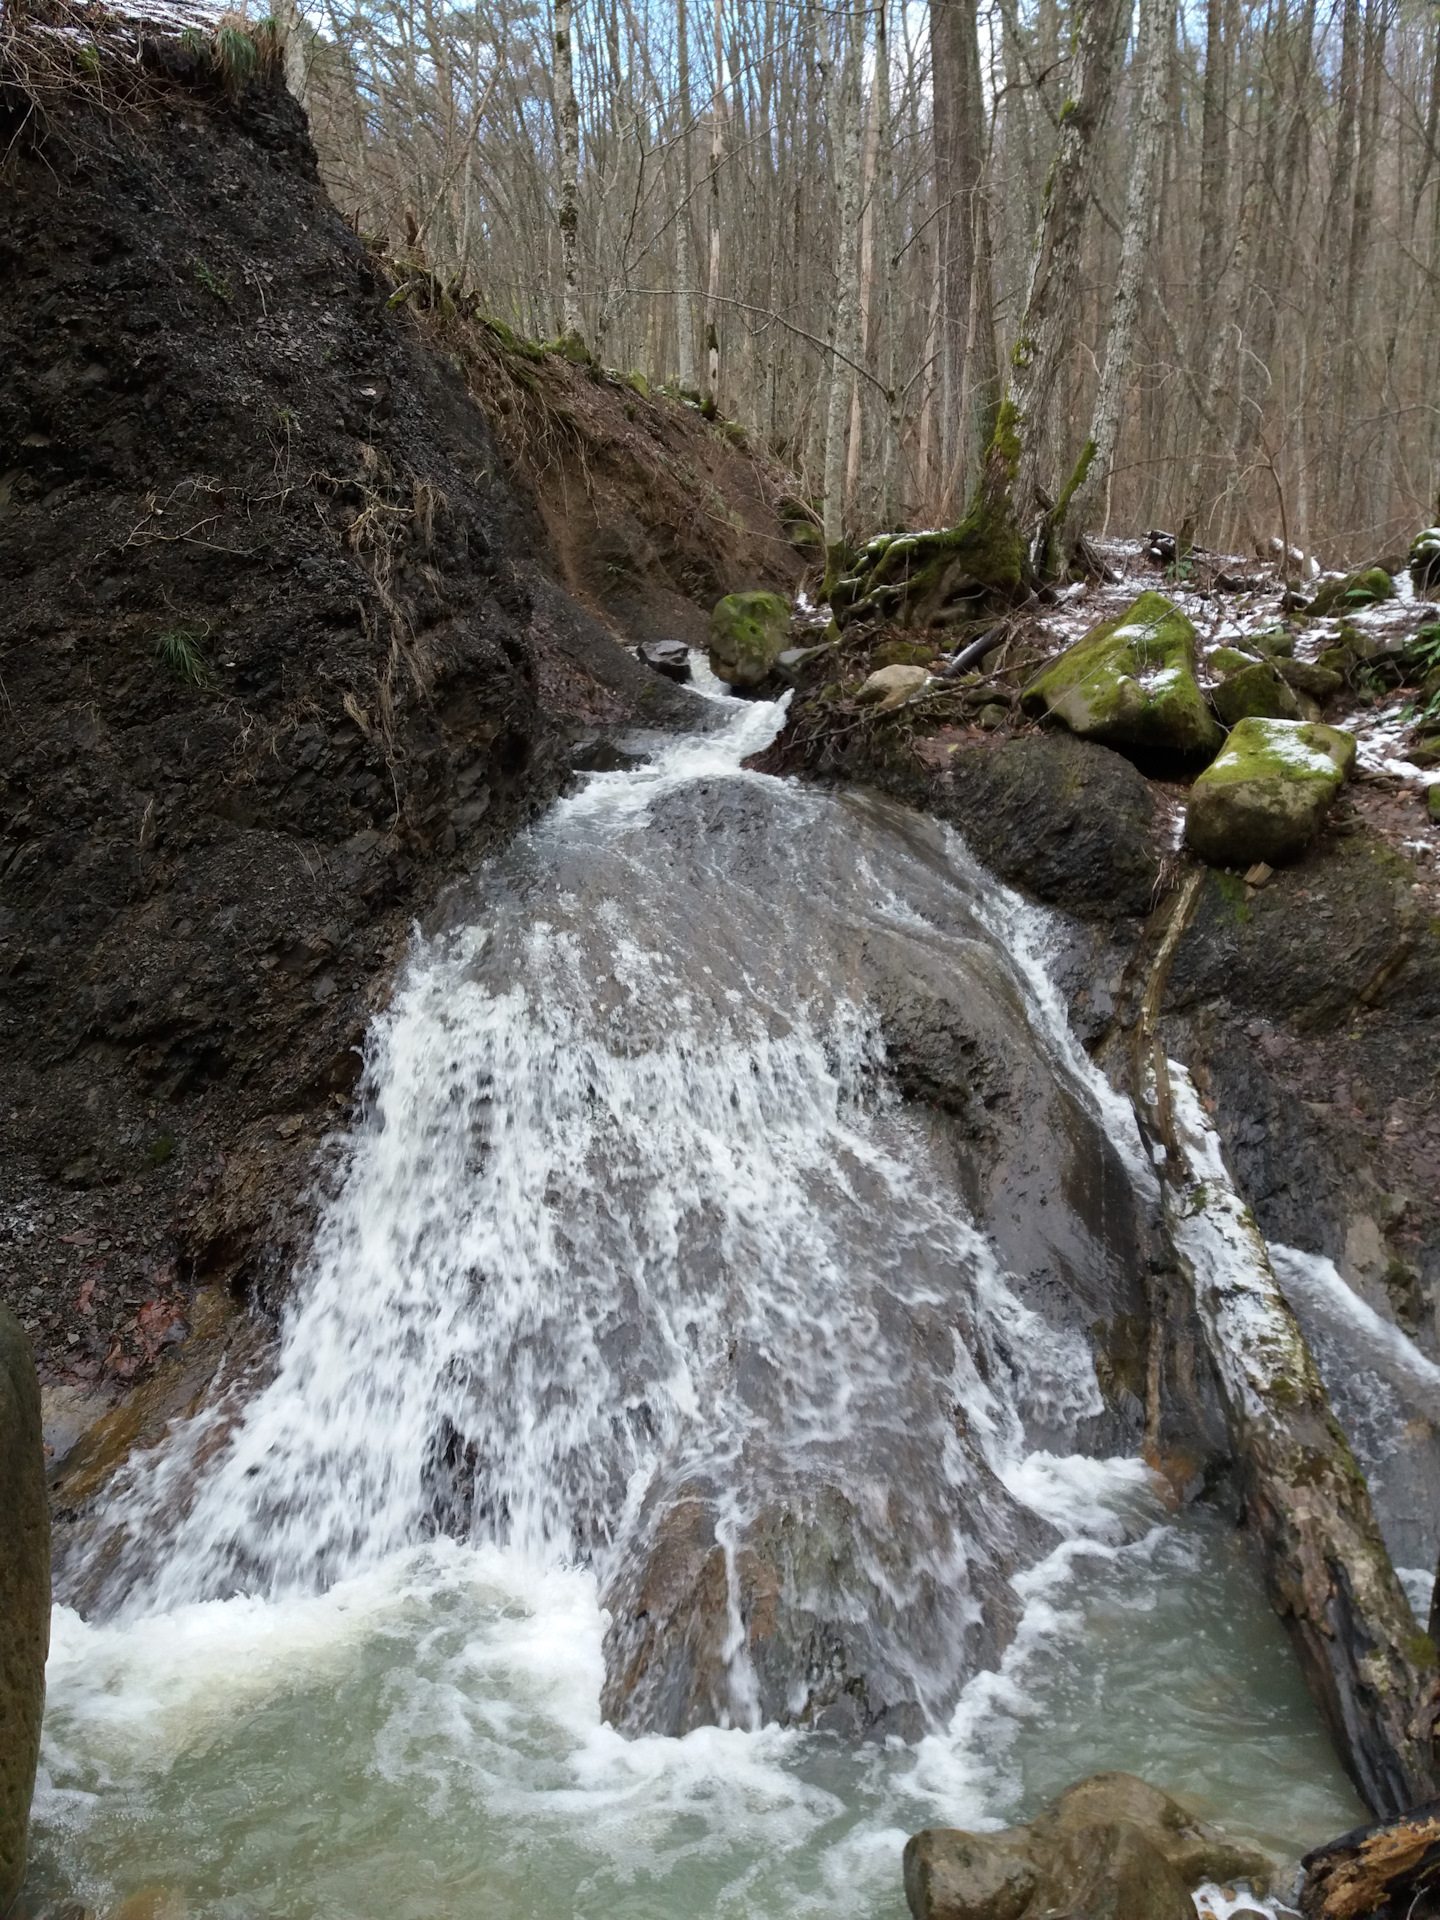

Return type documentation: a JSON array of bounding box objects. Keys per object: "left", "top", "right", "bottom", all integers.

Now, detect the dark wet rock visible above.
[
  {"left": 936, "top": 734, "right": 1162, "bottom": 920},
  {"left": 904, "top": 1773, "right": 1273, "bottom": 1920},
  {"left": 1185, "top": 719, "right": 1355, "bottom": 867},
  {"left": 0, "top": 1306, "right": 49, "bottom": 1911},
  {"left": 592, "top": 782, "right": 1165, "bottom": 1740},
  {"left": 637, "top": 639, "right": 693, "bottom": 682},
  {"left": 1021, "top": 592, "right": 1224, "bottom": 764},
  {"left": 708, "top": 590, "right": 791, "bottom": 687},
  {"left": 1213, "top": 660, "right": 1302, "bottom": 725}
]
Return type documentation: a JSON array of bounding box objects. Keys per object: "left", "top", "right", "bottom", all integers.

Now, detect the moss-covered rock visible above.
[
  {"left": 707, "top": 591, "right": 792, "bottom": 688},
  {"left": 871, "top": 638, "right": 941, "bottom": 670},
  {"left": 1021, "top": 592, "right": 1224, "bottom": 762},
  {"left": 1248, "top": 624, "right": 1295, "bottom": 658},
  {"left": 1277, "top": 657, "right": 1346, "bottom": 702},
  {"left": 1185, "top": 717, "right": 1356, "bottom": 867},
  {"left": 1307, "top": 567, "right": 1395, "bottom": 617},
  {"left": 1, "top": 1305, "right": 49, "bottom": 1912},
  {"left": 1208, "top": 645, "right": 1262, "bottom": 676},
  {"left": 1212, "top": 659, "right": 1301, "bottom": 725},
  {"left": 1407, "top": 526, "right": 1440, "bottom": 594}
]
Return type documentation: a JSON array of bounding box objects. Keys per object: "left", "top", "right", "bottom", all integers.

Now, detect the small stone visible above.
[
  {"left": 976, "top": 703, "right": 1009, "bottom": 730},
  {"left": 637, "top": 639, "right": 691, "bottom": 682},
  {"left": 1244, "top": 862, "right": 1274, "bottom": 887},
  {"left": 856, "top": 664, "right": 930, "bottom": 711}
]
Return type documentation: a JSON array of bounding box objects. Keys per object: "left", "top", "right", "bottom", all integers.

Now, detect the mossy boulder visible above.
[
  {"left": 1212, "top": 659, "right": 1301, "bottom": 725},
  {"left": 1, "top": 1305, "right": 49, "bottom": 1912},
  {"left": 1248, "top": 624, "right": 1295, "bottom": 658},
  {"left": 1408, "top": 527, "right": 1440, "bottom": 594},
  {"left": 707, "top": 591, "right": 792, "bottom": 688},
  {"left": 1021, "top": 592, "right": 1224, "bottom": 762},
  {"left": 1208, "top": 645, "right": 1262, "bottom": 676},
  {"left": 1277, "top": 657, "right": 1346, "bottom": 702},
  {"left": 1307, "top": 567, "right": 1395, "bottom": 617},
  {"left": 1185, "top": 717, "right": 1356, "bottom": 867}
]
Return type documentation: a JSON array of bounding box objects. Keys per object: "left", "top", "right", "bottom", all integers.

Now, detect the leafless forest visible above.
[{"left": 288, "top": 0, "right": 1440, "bottom": 564}]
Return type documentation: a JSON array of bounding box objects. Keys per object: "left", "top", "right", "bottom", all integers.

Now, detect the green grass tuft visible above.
[{"left": 156, "top": 628, "right": 210, "bottom": 686}]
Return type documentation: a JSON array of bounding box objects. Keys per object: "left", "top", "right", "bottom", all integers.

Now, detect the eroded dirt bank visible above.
[{"left": 0, "top": 23, "right": 797, "bottom": 1464}]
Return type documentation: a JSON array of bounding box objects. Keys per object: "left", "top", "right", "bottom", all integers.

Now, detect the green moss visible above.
[
  {"left": 1212, "top": 660, "right": 1300, "bottom": 726},
  {"left": 1021, "top": 591, "right": 1223, "bottom": 760},
  {"left": 1213, "top": 871, "right": 1252, "bottom": 925},
  {"left": 1185, "top": 717, "right": 1356, "bottom": 867},
  {"left": 1210, "top": 646, "right": 1262, "bottom": 676},
  {"left": 708, "top": 590, "right": 792, "bottom": 688},
  {"left": 989, "top": 398, "right": 1022, "bottom": 480},
  {"left": 1053, "top": 439, "right": 1096, "bottom": 524},
  {"left": 1307, "top": 566, "right": 1395, "bottom": 617},
  {"left": 623, "top": 370, "right": 649, "bottom": 398}
]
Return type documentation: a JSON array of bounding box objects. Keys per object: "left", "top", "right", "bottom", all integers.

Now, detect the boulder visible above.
[
  {"left": 1, "top": 1305, "right": 49, "bottom": 1912},
  {"left": 856, "top": 663, "right": 930, "bottom": 710},
  {"left": 1306, "top": 567, "right": 1395, "bottom": 617},
  {"left": 1021, "top": 591, "right": 1225, "bottom": 762},
  {"left": 707, "top": 591, "right": 792, "bottom": 687},
  {"left": 1185, "top": 717, "right": 1356, "bottom": 867},
  {"left": 904, "top": 1774, "right": 1273, "bottom": 1920},
  {"left": 1408, "top": 526, "right": 1440, "bottom": 594},
  {"left": 1248, "top": 624, "right": 1295, "bottom": 658},
  {"left": 1209, "top": 645, "right": 1263, "bottom": 676},
  {"left": 1212, "top": 659, "right": 1301, "bottom": 725},
  {"left": 637, "top": 639, "right": 692, "bottom": 682},
  {"left": 1277, "top": 657, "right": 1346, "bottom": 702}
]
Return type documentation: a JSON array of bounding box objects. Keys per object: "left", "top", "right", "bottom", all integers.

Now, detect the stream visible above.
[{"left": 28, "top": 669, "right": 1365, "bottom": 1920}]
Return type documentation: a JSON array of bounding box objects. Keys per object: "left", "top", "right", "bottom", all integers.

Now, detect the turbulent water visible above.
[{"left": 29, "top": 669, "right": 1365, "bottom": 1918}]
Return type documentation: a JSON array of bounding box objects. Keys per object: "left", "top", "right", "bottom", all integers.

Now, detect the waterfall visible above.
[{"left": 31, "top": 674, "right": 1371, "bottom": 1919}]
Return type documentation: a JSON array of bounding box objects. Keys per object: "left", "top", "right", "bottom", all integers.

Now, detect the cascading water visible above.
[{"left": 30, "top": 671, "right": 1366, "bottom": 1919}]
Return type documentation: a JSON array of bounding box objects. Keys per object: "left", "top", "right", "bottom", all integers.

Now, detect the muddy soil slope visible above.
[{"left": 0, "top": 27, "right": 795, "bottom": 1426}]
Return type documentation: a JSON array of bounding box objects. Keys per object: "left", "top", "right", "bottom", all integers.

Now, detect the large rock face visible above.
[
  {"left": 1, "top": 1305, "right": 50, "bottom": 1912},
  {"left": 904, "top": 1774, "right": 1273, "bottom": 1920},
  {"left": 707, "top": 591, "right": 792, "bottom": 686},
  {"left": 1184, "top": 718, "right": 1355, "bottom": 867},
  {"left": 1021, "top": 592, "right": 1224, "bottom": 763}
]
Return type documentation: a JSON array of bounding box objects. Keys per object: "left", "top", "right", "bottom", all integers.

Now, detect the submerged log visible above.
[{"left": 1156, "top": 1062, "right": 1440, "bottom": 1818}]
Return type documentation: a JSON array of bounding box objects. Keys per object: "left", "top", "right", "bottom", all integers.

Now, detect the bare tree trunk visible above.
[
  {"left": 876, "top": 0, "right": 900, "bottom": 526},
  {"left": 674, "top": 0, "right": 696, "bottom": 390},
  {"left": 823, "top": 3, "right": 863, "bottom": 560},
  {"left": 1067, "top": 0, "right": 1174, "bottom": 536},
  {"left": 553, "top": 0, "right": 582, "bottom": 339},
  {"left": 930, "top": 0, "right": 990, "bottom": 510},
  {"left": 1008, "top": 0, "right": 1130, "bottom": 534},
  {"left": 704, "top": 0, "right": 725, "bottom": 409}
]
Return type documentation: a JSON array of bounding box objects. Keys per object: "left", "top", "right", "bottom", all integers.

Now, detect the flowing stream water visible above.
[{"left": 28, "top": 670, "right": 1365, "bottom": 1920}]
